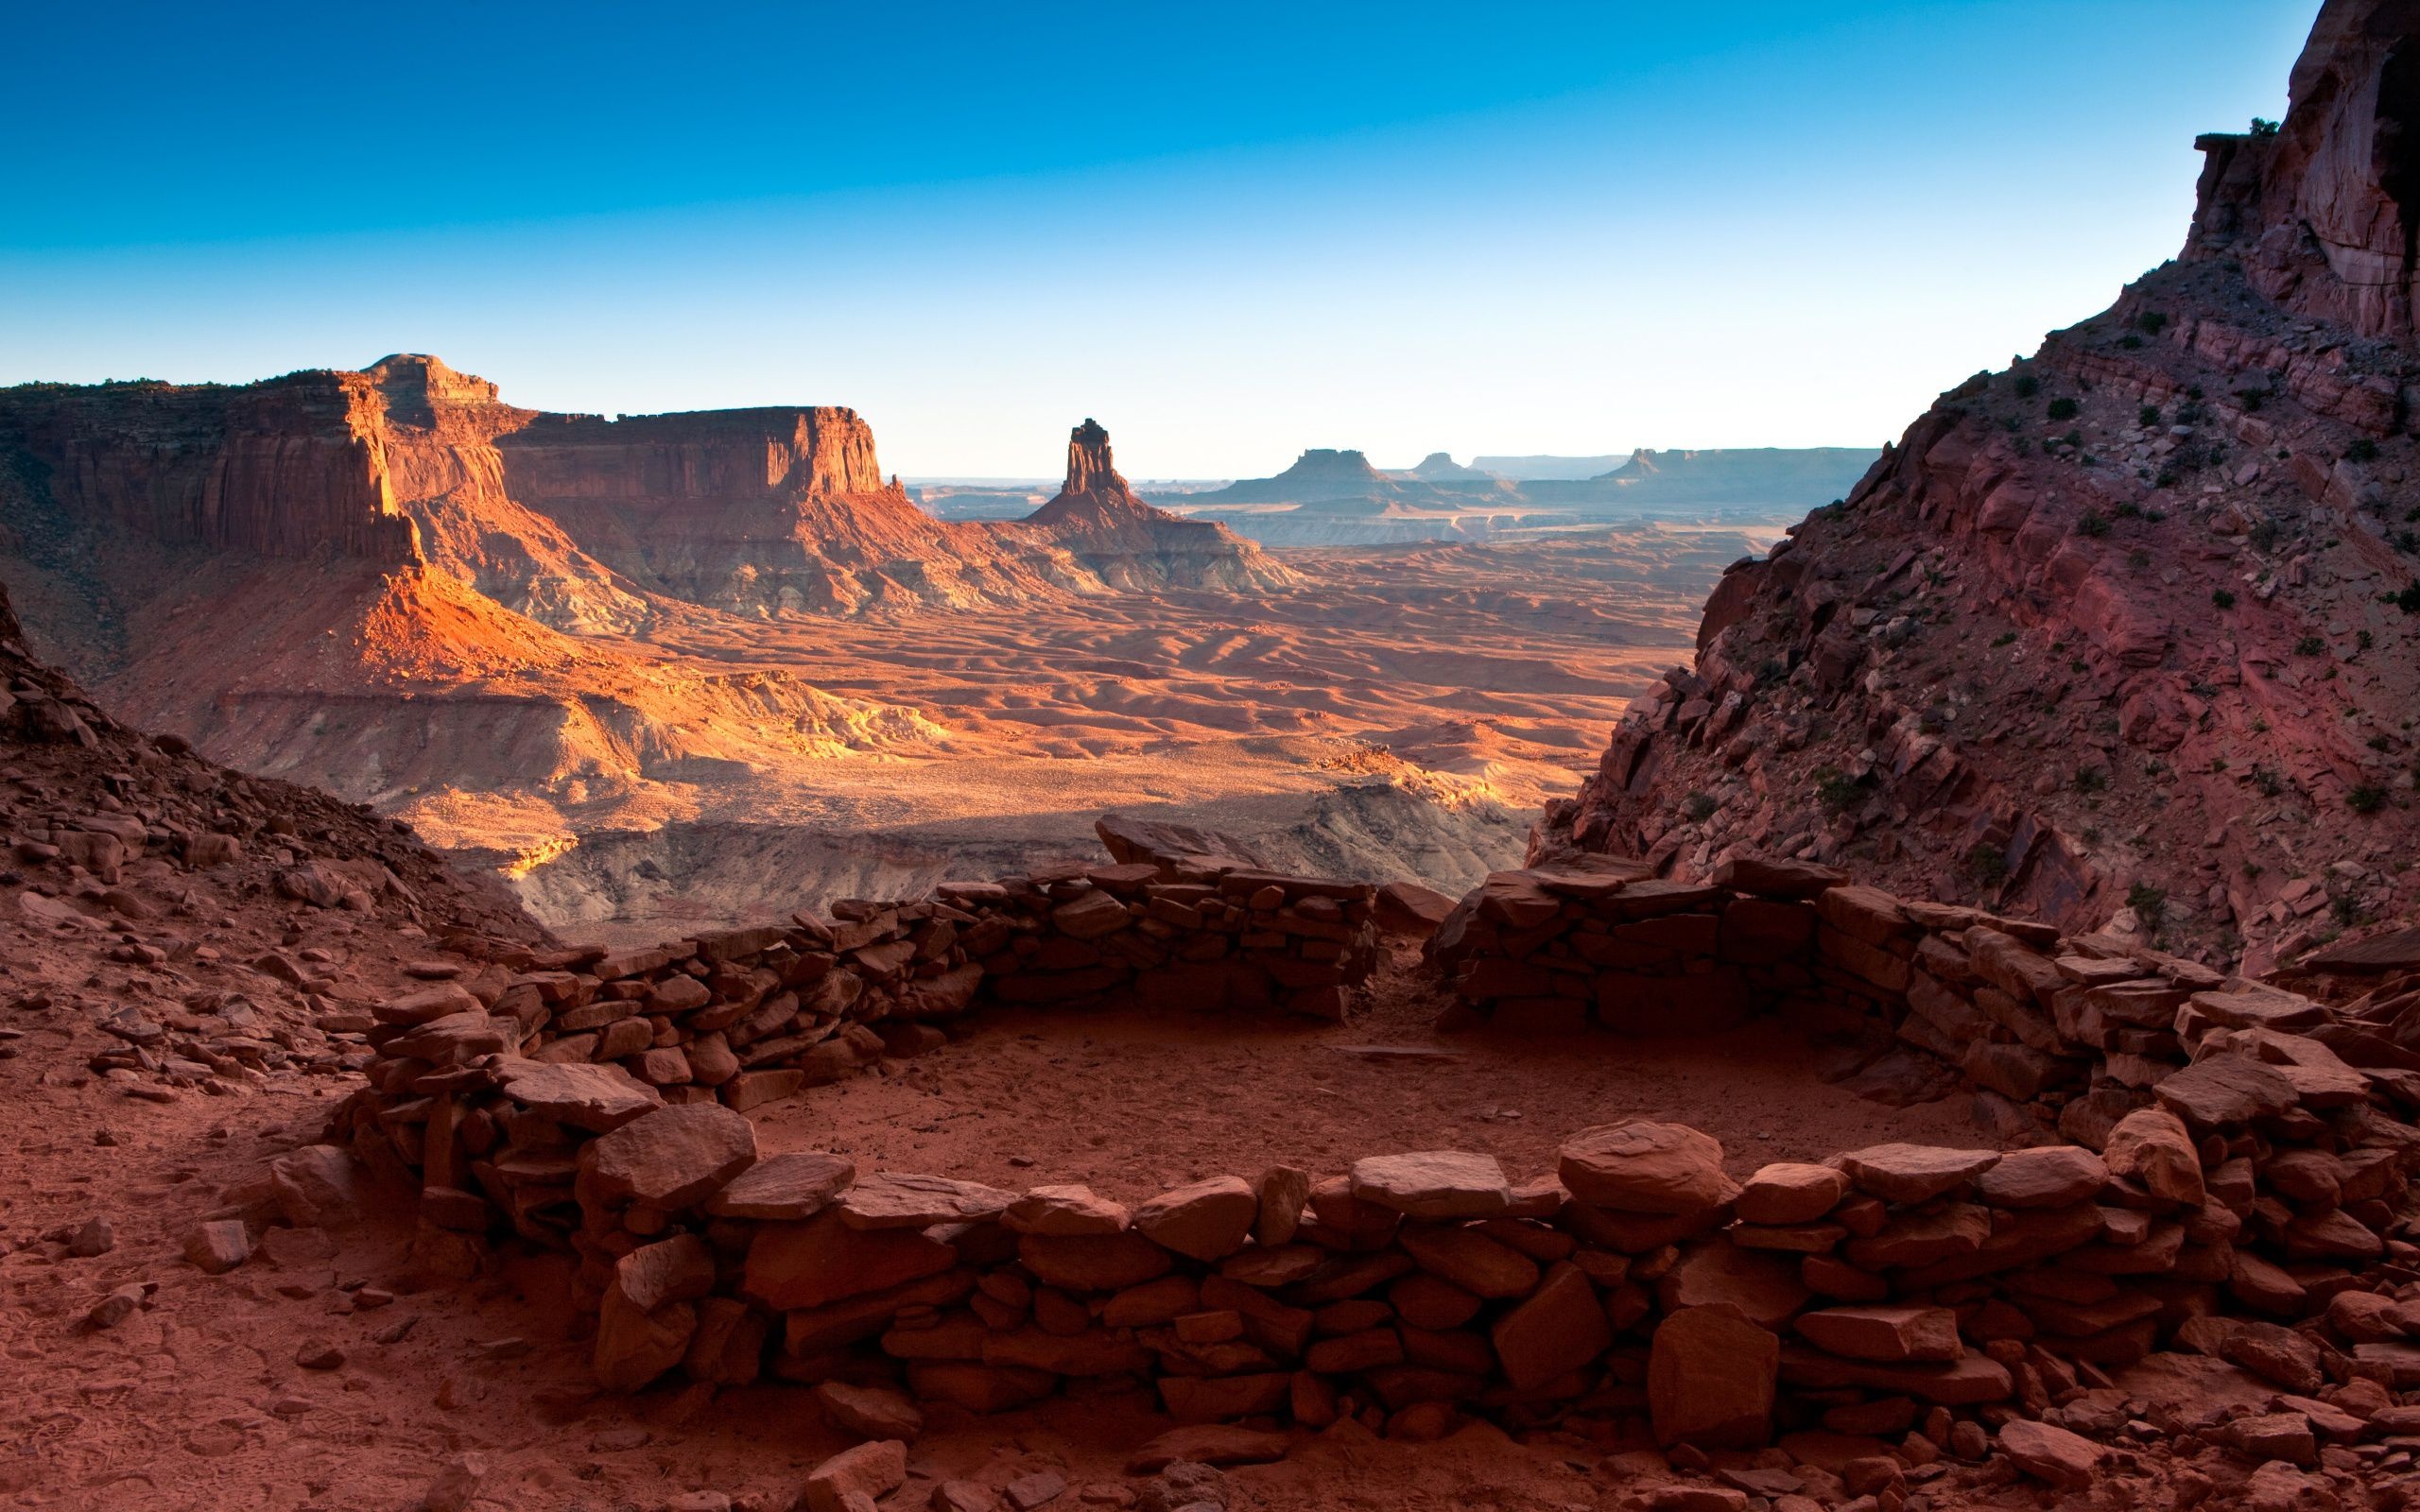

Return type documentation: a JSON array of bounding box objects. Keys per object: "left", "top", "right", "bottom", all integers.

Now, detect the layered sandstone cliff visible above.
[
  {"left": 1537, "top": 0, "right": 2420, "bottom": 974},
  {"left": 0, "top": 368, "right": 423, "bottom": 565},
  {"left": 1015, "top": 420, "right": 1295, "bottom": 593}
]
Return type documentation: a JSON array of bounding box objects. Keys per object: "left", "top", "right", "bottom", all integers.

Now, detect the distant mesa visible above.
[
  {"left": 1405, "top": 453, "right": 1499, "bottom": 483},
  {"left": 1577, "top": 447, "right": 1880, "bottom": 504},
  {"left": 1175, "top": 442, "right": 1872, "bottom": 517},
  {"left": 1470, "top": 454, "right": 1628, "bottom": 480}
]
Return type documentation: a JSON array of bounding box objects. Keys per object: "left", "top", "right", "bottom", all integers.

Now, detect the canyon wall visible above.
[
  {"left": 0, "top": 370, "right": 423, "bottom": 565},
  {"left": 1538, "top": 0, "right": 2420, "bottom": 974},
  {"left": 2186, "top": 0, "right": 2420, "bottom": 346}
]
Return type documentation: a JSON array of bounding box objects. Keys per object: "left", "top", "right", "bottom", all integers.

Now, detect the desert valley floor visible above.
[{"left": 399, "top": 526, "right": 1772, "bottom": 945}]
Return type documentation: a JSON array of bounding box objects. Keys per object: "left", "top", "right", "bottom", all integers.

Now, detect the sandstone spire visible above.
[{"left": 1055, "top": 418, "right": 1137, "bottom": 507}]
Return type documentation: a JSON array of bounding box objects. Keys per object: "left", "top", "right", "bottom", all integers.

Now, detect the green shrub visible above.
[
  {"left": 2250, "top": 117, "right": 2280, "bottom": 137},
  {"left": 2137, "top": 312, "right": 2169, "bottom": 335},
  {"left": 2126, "top": 882, "right": 2169, "bottom": 921},
  {"left": 2350, "top": 784, "right": 2388, "bottom": 814},
  {"left": 1815, "top": 766, "right": 1863, "bottom": 816},
  {"left": 2348, "top": 438, "right": 2380, "bottom": 464},
  {"left": 2047, "top": 397, "right": 2080, "bottom": 421},
  {"left": 2013, "top": 372, "right": 2040, "bottom": 399},
  {"left": 1991, "top": 631, "right": 2016, "bottom": 647},
  {"left": 2128, "top": 549, "right": 2152, "bottom": 571},
  {"left": 2138, "top": 404, "right": 2163, "bottom": 427},
  {"left": 2295, "top": 635, "right": 2328, "bottom": 656},
  {"left": 1682, "top": 790, "right": 1720, "bottom": 822},
  {"left": 2075, "top": 766, "right": 2107, "bottom": 794},
  {"left": 2212, "top": 588, "right": 2236, "bottom": 609},
  {"left": 1965, "top": 843, "right": 2009, "bottom": 886},
  {"left": 2078, "top": 510, "right": 2112, "bottom": 538}
]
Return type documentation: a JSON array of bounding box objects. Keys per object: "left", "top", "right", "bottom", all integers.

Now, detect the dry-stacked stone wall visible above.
[{"left": 320, "top": 844, "right": 2420, "bottom": 1470}]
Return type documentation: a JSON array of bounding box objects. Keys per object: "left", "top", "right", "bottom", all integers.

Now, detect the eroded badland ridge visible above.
[{"left": 1540, "top": 0, "right": 2420, "bottom": 976}]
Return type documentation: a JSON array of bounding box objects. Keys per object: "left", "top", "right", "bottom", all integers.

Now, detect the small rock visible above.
[
  {"left": 423, "top": 1452, "right": 489, "bottom": 1512},
  {"left": 1639, "top": 1488, "right": 1748, "bottom": 1512},
  {"left": 85, "top": 1282, "right": 147, "bottom": 1329},
  {"left": 68, "top": 1215, "right": 114, "bottom": 1257},
  {"left": 1996, "top": 1418, "right": 2104, "bottom": 1489},
  {"left": 295, "top": 1338, "right": 345, "bottom": 1371},
  {"left": 805, "top": 1440, "right": 908, "bottom": 1512},
  {"left": 183, "top": 1218, "right": 251, "bottom": 1274},
  {"left": 1124, "top": 1426, "right": 1288, "bottom": 1473},
  {"left": 1134, "top": 1463, "right": 1227, "bottom": 1512},
  {"left": 814, "top": 1380, "right": 924, "bottom": 1441},
  {"left": 1006, "top": 1471, "right": 1068, "bottom": 1511}
]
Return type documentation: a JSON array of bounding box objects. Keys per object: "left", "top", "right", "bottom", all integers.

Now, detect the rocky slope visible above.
[
  {"left": 1013, "top": 420, "right": 1294, "bottom": 593},
  {"left": 1536, "top": 0, "right": 2420, "bottom": 976}
]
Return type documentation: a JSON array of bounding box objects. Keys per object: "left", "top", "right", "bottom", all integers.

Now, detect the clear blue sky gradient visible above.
[{"left": 2, "top": 2, "right": 2315, "bottom": 477}]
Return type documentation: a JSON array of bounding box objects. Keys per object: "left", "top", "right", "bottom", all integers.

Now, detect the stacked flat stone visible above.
[{"left": 320, "top": 839, "right": 2420, "bottom": 1483}]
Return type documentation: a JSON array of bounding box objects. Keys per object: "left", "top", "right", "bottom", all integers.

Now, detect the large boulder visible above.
[
  {"left": 1347, "top": 1151, "right": 1511, "bottom": 1221},
  {"left": 1560, "top": 1122, "right": 1738, "bottom": 1215},
  {"left": 579, "top": 1103, "right": 757, "bottom": 1211},
  {"left": 1650, "top": 1304, "right": 1779, "bottom": 1449}
]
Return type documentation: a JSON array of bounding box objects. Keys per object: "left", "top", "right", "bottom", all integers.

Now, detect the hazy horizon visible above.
[{"left": 5, "top": 1, "right": 2312, "bottom": 478}]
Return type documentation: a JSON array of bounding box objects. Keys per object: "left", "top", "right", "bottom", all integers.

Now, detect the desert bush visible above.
[{"left": 1966, "top": 842, "right": 2009, "bottom": 885}]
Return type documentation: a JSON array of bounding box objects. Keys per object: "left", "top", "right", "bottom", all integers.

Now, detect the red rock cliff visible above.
[
  {"left": 2187, "top": 0, "right": 2420, "bottom": 345},
  {"left": 1539, "top": 0, "right": 2420, "bottom": 974},
  {"left": 0, "top": 370, "right": 423, "bottom": 564}
]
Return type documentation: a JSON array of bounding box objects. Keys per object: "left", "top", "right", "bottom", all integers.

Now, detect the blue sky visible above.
[{"left": 3, "top": 2, "right": 2313, "bottom": 477}]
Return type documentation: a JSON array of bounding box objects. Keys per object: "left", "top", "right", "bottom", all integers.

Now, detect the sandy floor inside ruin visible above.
[{"left": 759, "top": 949, "right": 1988, "bottom": 1199}]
